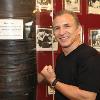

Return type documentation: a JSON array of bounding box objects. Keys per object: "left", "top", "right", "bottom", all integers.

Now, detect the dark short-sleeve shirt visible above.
[{"left": 55, "top": 43, "right": 100, "bottom": 100}]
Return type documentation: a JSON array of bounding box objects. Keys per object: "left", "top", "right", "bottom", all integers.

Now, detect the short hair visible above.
[{"left": 53, "top": 10, "right": 80, "bottom": 27}]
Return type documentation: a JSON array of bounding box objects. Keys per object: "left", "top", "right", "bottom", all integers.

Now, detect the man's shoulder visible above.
[
  {"left": 77, "top": 43, "right": 100, "bottom": 64},
  {"left": 78, "top": 43, "right": 99, "bottom": 56}
]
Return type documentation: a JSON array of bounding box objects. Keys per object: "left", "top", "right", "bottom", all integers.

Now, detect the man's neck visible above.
[{"left": 62, "top": 41, "right": 82, "bottom": 56}]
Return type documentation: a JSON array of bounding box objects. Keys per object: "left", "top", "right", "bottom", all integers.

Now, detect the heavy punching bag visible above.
[{"left": 0, "top": 0, "right": 37, "bottom": 100}]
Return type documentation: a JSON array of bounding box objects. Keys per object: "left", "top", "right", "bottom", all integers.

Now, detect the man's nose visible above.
[{"left": 59, "top": 27, "right": 65, "bottom": 35}]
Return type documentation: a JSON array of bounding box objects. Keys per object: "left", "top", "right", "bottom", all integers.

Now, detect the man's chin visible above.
[{"left": 61, "top": 45, "right": 70, "bottom": 48}]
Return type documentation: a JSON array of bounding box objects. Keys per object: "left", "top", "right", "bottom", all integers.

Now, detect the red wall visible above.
[{"left": 36, "top": 0, "right": 100, "bottom": 100}]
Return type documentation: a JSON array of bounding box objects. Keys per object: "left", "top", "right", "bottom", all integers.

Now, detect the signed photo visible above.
[
  {"left": 36, "top": 27, "right": 58, "bottom": 51},
  {"left": 36, "top": 0, "right": 53, "bottom": 10},
  {"left": 88, "top": 0, "right": 100, "bottom": 14},
  {"left": 89, "top": 29, "right": 100, "bottom": 51},
  {"left": 64, "top": 0, "right": 81, "bottom": 13}
]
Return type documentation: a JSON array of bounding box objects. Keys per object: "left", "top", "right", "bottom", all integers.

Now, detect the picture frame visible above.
[
  {"left": 36, "top": 26, "right": 58, "bottom": 51},
  {"left": 88, "top": 0, "right": 100, "bottom": 14},
  {"left": 63, "top": 0, "right": 81, "bottom": 13},
  {"left": 36, "top": 0, "right": 53, "bottom": 11},
  {"left": 88, "top": 29, "right": 100, "bottom": 51},
  {"left": 80, "top": 25, "right": 84, "bottom": 43}
]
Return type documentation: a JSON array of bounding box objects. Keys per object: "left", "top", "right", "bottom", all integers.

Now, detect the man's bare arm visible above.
[{"left": 55, "top": 81, "right": 97, "bottom": 100}]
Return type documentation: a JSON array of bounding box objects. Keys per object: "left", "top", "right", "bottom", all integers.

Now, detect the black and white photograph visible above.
[
  {"left": 36, "top": 0, "right": 53, "bottom": 11},
  {"left": 89, "top": 29, "right": 100, "bottom": 51},
  {"left": 36, "top": 27, "right": 58, "bottom": 51},
  {"left": 64, "top": 0, "right": 81, "bottom": 13},
  {"left": 88, "top": 0, "right": 100, "bottom": 14}
]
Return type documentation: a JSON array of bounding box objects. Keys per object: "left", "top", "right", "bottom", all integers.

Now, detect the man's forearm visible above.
[{"left": 54, "top": 81, "right": 97, "bottom": 100}]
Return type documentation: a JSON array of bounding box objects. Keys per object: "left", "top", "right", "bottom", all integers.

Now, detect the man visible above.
[{"left": 38, "top": 10, "right": 100, "bottom": 100}]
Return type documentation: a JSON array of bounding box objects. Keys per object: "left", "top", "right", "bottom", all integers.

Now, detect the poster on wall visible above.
[
  {"left": 36, "top": 0, "right": 53, "bottom": 11},
  {"left": 36, "top": 26, "right": 58, "bottom": 51},
  {"left": 89, "top": 29, "right": 100, "bottom": 51},
  {"left": 88, "top": 0, "right": 100, "bottom": 14},
  {"left": 64, "top": 0, "right": 81, "bottom": 13}
]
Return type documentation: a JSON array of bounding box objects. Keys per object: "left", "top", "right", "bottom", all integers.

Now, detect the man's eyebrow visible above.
[
  {"left": 63, "top": 23, "right": 70, "bottom": 26},
  {"left": 63, "top": 23, "right": 69, "bottom": 25}
]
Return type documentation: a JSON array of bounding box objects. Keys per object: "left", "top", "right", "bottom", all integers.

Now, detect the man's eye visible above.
[{"left": 53, "top": 27, "right": 59, "bottom": 31}]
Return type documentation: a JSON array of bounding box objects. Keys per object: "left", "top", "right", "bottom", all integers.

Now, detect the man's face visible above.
[{"left": 53, "top": 13, "right": 80, "bottom": 48}]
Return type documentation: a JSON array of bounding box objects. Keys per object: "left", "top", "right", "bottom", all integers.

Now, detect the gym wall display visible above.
[
  {"left": 36, "top": 0, "right": 53, "bottom": 11},
  {"left": 88, "top": 29, "right": 100, "bottom": 51},
  {"left": 63, "top": 0, "right": 81, "bottom": 13},
  {"left": 88, "top": 0, "right": 100, "bottom": 14},
  {"left": 36, "top": 0, "right": 100, "bottom": 100},
  {"left": 36, "top": 26, "right": 58, "bottom": 51}
]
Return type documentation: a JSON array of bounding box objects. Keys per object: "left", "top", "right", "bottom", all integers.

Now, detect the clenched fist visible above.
[{"left": 41, "top": 65, "right": 56, "bottom": 84}]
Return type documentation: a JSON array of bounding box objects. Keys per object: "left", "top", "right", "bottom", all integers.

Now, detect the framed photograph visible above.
[
  {"left": 89, "top": 29, "right": 100, "bottom": 51},
  {"left": 64, "top": 0, "right": 81, "bottom": 13},
  {"left": 36, "top": 26, "right": 58, "bottom": 51},
  {"left": 36, "top": 0, "right": 53, "bottom": 11},
  {"left": 88, "top": 0, "right": 100, "bottom": 14}
]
